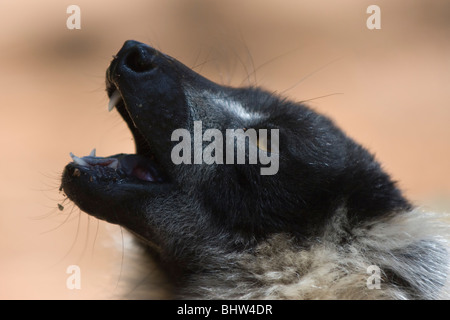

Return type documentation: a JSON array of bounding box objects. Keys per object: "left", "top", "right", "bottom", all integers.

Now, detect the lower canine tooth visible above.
[
  {"left": 70, "top": 152, "right": 89, "bottom": 167},
  {"left": 107, "top": 159, "right": 119, "bottom": 170}
]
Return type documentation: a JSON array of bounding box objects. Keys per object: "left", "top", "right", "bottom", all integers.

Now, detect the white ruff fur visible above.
[
  {"left": 184, "top": 207, "right": 450, "bottom": 299},
  {"left": 107, "top": 208, "right": 450, "bottom": 300}
]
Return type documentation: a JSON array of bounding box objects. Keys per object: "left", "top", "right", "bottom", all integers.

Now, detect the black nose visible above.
[
  {"left": 107, "top": 40, "right": 161, "bottom": 89},
  {"left": 120, "top": 40, "right": 157, "bottom": 73}
]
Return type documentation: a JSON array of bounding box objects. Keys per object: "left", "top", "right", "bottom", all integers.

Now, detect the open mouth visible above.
[{"left": 67, "top": 80, "right": 168, "bottom": 185}]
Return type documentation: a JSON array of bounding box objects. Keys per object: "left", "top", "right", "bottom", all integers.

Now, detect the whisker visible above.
[{"left": 281, "top": 57, "right": 343, "bottom": 95}]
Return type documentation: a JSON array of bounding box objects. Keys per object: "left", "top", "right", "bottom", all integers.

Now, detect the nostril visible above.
[{"left": 124, "top": 47, "right": 156, "bottom": 73}]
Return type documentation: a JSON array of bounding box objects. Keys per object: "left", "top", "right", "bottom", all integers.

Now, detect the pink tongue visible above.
[{"left": 132, "top": 166, "right": 155, "bottom": 182}]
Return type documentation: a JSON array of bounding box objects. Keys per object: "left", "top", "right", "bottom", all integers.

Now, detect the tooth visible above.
[
  {"left": 89, "top": 148, "right": 96, "bottom": 157},
  {"left": 70, "top": 152, "right": 89, "bottom": 167},
  {"left": 107, "top": 159, "right": 119, "bottom": 170},
  {"left": 108, "top": 90, "right": 122, "bottom": 112}
]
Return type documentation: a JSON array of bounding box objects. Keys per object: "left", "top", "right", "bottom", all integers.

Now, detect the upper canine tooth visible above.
[{"left": 108, "top": 90, "right": 122, "bottom": 112}]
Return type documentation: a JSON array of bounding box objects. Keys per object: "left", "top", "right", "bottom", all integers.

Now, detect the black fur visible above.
[{"left": 61, "top": 41, "right": 444, "bottom": 298}]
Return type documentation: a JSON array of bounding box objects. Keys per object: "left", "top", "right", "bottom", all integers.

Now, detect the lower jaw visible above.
[{"left": 69, "top": 151, "right": 166, "bottom": 183}]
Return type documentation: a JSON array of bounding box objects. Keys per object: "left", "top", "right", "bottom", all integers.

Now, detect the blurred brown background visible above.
[{"left": 0, "top": 0, "right": 449, "bottom": 299}]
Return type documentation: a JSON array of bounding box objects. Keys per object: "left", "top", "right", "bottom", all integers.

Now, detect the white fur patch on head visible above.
[
  {"left": 183, "top": 86, "right": 265, "bottom": 122},
  {"left": 213, "top": 95, "right": 264, "bottom": 121}
]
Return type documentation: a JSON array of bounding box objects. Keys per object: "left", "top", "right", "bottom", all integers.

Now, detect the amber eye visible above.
[{"left": 257, "top": 135, "right": 271, "bottom": 153}]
